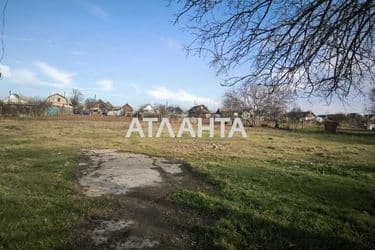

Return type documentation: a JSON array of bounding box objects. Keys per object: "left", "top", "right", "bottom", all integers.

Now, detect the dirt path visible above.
[{"left": 76, "top": 149, "right": 210, "bottom": 250}]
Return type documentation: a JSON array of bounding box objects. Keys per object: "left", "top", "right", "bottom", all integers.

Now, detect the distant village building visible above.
[
  {"left": 89, "top": 107, "right": 102, "bottom": 115},
  {"left": 286, "top": 111, "right": 316, "bottom": 122},
  {"left": 46, "top": 93, "right": 72, "bottom": 108},
  {"left": 1, "top": 93, "right": 45, "bottom": 117},
  {"left": 138, "top": 104, "right": 158, "bottom": 117},
  {"left": 215, "top": 108, "right": 239, "bottom": 118},
  {"left": 122, "top": 103, "right": 133, "bottom": 117},
  {"left": 88, "top": 100, "right": 111, "bottom": 115},
  {"left": 3, "top": 93, "right": 30, "bottom": 104},
  {"left": 46, "top": 93, "right": 73, "bottom": 115},
  {"left": 141, "top": 104, "right": 154, "bottom": 113},
  {"left": 367, "top": 116, "right": 375, "bottom": 131},
  {"left": 107, "top": 109, "right": 124, "bottom": 116},
  {"left": 188, "top": 105, "right": 210, "bottom": 118},
  {"left": 167, "top": 106, "right": 185, "bottom": 117}
]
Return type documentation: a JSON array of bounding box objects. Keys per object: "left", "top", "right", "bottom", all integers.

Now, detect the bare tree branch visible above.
[{"left": 173, "top": 0, "right": 375, "bottom": 98}]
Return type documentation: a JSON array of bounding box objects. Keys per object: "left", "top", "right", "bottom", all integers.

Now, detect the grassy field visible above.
[{"left": 0, "top": 117, "right": 374, "bottom": 249}]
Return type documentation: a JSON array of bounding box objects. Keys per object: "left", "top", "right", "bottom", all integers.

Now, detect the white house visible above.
[
  {"left": 2, "top": 93, "right": 29, "bottom": 104},
  {"left": 142, "top": 104, "right": 155, "bottom": 113},
  {"left": 107, "top": 109, "right": 124, "bottom": 116}
]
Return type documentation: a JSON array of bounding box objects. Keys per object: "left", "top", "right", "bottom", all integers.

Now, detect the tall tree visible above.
[
  {"left": 70, "top": 89, "right": 83, "bottom": 113},
  {"left": 174, "top": 0, "right": 375, "bottom": 98},
  {"left": 222, "top": 88, "right": 244, "bottom": 111},
  {"left": 223, "top": 84, "right": 295, "bottom": 126},
  {"left": 370, "top": 88, "right": 375, "bottom": 113}
]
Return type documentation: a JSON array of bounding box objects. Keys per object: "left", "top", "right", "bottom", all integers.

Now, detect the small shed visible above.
[{"left": 324, "top": 120, "right": 339, "bottom": 133}]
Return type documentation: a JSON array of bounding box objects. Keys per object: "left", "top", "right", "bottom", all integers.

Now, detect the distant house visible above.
[
  {"left": 366, "top": 116, "right": 375, "bottom": 131},
  {"left": 286, "top": 111, "right": 316, "bottom": 122},
  {"left": 215, "top": 108, "right": 239, "bottom": 118},
  {"left": 46, "top": 93, "right": 73, "bottom": 115},
  {"left": 316, "top": 114, "right": 327, "bottom": 122},
  {"left": 330, "top": 113, "right": 346, "bottom": 122},
  {"left": 141, "top": 104, "right": 154, "bottom": 113},
  {"left": 89, "top": 107, "right": 103, "bottom": 115},
  {"left": 188, "top": 105, "right": 210, "bottom": 118},
  {"left": 46, "top": 93, "right": 72, "bottom": 108},
  {"left": 167, "top": 106, "right": 185, "bottom": 117},
  {"left": 107, "top": 108, "right": 124, "bottom": 116},
  {"left": 122, "top": 103, "right": 133, "bottom": 117},
  {"left": 3, "top": 93, "right": 30, "bottom": 104},
  {"left": 88, "top": 100, "right": 110, "bottom": 115},
  {"left": 138, "top": 104, "right": 158, "bottom": 117}
]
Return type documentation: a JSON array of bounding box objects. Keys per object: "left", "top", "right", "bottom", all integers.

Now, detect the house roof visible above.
[
  {"left": 139, "top": 104, "right": 154, "bottom": 112},
  {"left": 216, "top": 108, "right": 238, "bottom": 114},
  {"left": 286, "top": 111, "right": 316, "bottom": 117},
  {"left": 122, "top": 103, "right": 133, "bottom": 110},
  {"left": 188, "top": 105, "right": 209, "bottom": 113},
  {"left": 167, "top": 106, "right": 184, "bottom": 114},
  {"left": 47, "top": 93, "right": 68, "bottom": 100},
  {"left": 47, "top": 93, "right": 72, "bottom": 103}
]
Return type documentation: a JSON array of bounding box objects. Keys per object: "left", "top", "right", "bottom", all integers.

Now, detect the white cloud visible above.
[
  {"left": 35, "top": 61, "right": 74, "bottom": 86},
  {"left": 147, "top": 87, "right": 218, "bottom": 106},
  {"left": 11, "top": 69, "right": 44, "bottom": 86},
  {"left": 79, "top": 0, "right": 108, "bottom": 19},
  {"left": 1, "top": 62, "right": 75, "bottom": 88},
  {"left": 1, "top": 64, "right": 43, "bottom": 86},
  {"left": 0, "top": 64, "right": 11, "bottom": 77},
  {"left": 90, "top": 5, "right": 107, "bottom": 18},
  {"left": 96, "top": 80, "right": 114, "bottom": 92},
  {"left": 160, "top": 37, "right": 184, "bottom": 53}
]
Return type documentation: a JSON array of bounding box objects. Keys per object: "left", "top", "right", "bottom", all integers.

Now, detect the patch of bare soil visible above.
[{"left": 76, "top": 149, "right": 211, "bottom": 250}]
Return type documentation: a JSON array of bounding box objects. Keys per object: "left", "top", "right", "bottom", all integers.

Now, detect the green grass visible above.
[
  {"left": 0, "top": 118, "right": 374, "bottom": 249},
  {"left": 0, "top": 144, "right": 78, "bottom": 248}
]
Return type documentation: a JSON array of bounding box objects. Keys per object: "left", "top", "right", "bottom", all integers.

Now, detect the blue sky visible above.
[{"left": 0, "top": 0, "right": 369, "bottom": 114}]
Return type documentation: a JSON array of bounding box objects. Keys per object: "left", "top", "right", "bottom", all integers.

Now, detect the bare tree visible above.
[
  {"left": 287, "top": 107, "right": 305, "bottom": 129},
  {"left": 0, "top": 99, "right": 3, "bottom": 116},
  {"left": 85, "top": 98, "right": 96, "bottom": 110},
  {"left": 70, "top": 89, "right": 83, "bottom": 114},
  {"left": 222, "top": 88, "right": 244, "bottom": 111},
  {"left": 174, "top": 0, "right": 375, "bottom": 98},
  {"left": 223, "top": 84, "right": 295, "bottom": 126},
  {"left": 155, "top": 103, "right": 167, "bottom": 117},
  {"left": 29, "top": 97, "right": 50, "bottom": 116},
  {"left": 262, "top": 88, "right": 295, "bottom": 127},
  {"left": 370, "top": 88, "right": 375, "bottom": 113}
]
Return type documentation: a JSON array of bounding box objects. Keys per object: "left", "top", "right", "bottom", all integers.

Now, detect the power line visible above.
[{"left": 0, "top": 0, "right": 8, "bottom": 64}]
